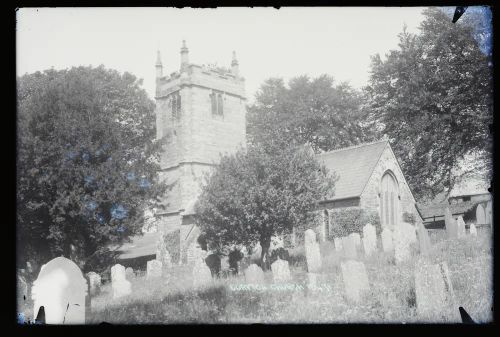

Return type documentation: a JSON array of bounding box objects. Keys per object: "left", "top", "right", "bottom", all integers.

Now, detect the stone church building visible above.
[{"left": 117, "top": 42, "right": 421, "bottom": 265}]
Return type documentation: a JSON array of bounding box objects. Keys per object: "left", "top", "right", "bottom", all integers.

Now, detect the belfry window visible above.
[
  {"left": 170, "top": 91, "right": 181, "bottom": 120},
  {"left": 210, "top": 91, "right": 224, "bottom": 116}
]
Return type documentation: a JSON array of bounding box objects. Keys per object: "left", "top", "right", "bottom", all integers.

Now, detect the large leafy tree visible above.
[
  {"left": 194, "top": 145, "right": 336, "bottom": 269},
  {"left": 365, "top": 8, "right": 493, "bottom": 200},
  {"left": 247, "top": 75, "right": 377, "bottom": 154},
  {"left": 17, "top": 66, "right": 167, "bottom": 275}
]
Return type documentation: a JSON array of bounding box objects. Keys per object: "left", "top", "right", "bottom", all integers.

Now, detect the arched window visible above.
[
  {"left": 380, "top": 171, "right": 400, "bottom": 229},
  {"left": 171, "top": 91, "right": 181, "bottom": 120},
  {"left": 210, "top": 90, "right": 224, "bottom": 116}
]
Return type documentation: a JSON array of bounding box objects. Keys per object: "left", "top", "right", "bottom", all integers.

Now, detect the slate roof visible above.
[
  {"left": 316, "top": 140, "right": 388, "bottom": 201},
  {"left": 116, "top": 232, "right": 158, "bottom": 260}
]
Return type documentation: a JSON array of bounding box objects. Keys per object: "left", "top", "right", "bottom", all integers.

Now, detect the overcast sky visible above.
[{"left": 16, "top": 7, "right": 427, "bottom": 102}]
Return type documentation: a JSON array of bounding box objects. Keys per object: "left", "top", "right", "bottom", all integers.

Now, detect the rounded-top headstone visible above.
[
  {"left": 476, "top": 204, "right": 486, "bottom": 226},
  {"left": 305, "top": 229, "right": 317, "bottom": 245},
  {"left": 31, "top": 256, "right": 87, "bottom": 324}
]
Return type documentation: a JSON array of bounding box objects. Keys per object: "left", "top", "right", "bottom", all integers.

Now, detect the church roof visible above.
[
  {"left": 316, "top": 140, "right": 388, "bottom": 201},
  {"left": 116, "top": 232, "right": 158, "bottom": 260}
]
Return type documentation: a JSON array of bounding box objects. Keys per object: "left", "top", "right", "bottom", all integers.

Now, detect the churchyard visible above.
[{"left": 19, "top": 217, "right": 492, "bottom": 324}]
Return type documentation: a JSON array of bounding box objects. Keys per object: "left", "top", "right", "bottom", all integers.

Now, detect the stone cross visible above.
[
  {"left": 445, "top": 207, "right": 458, "bottom": 239},
  {"left": 146, "top": 260, "right": 163, "bottom": 279},
  {"left": 111, "top": 264, "right": 131, "bottom": 299},
  {"left": 32, "top": 256, "right": 87, "bottom": 324},
  {"left": 456, "top": 216, "right": 466, "bottom": 238},
  {"left": 304, "top": 229, "right": 322, "bottom": 273},
  {"left": 342, "top": 235, "right": 357, "bottom": 259},
  {"left": 244, "top": 264, "right": 265, "bottom": 284},
  {"left": 362, "top": 223, "right": 377, "bottom": 256},
  {"left": 381, "top": 228, "right": 394, "bottom": 252},
  {"left": 271, "top": 258, "right": 291, "bottom": 283},
  {"left": 86, "top": 272, "right": 101, "bottom": 296},
  {"left": 334, "top": 237, "right": 343, "bottom": 252},
  {"left": 469, "top": 223, "right": 477, "bottom": 236},
  {"left": 417, "top": 222, "right": 432, "bottom": 255},
  {"left": 340, "top": 260, "right": 370, "bottom": 303},
  {"left": 414, "top": 259, "right": 460, "bottom": 322}
]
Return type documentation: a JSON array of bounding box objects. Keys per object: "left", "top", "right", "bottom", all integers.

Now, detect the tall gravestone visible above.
[
  {"left": 86, "top": 272, "right": 101, "bottom": 296},
  {"left": 244, "top": 264, "right": 265, "bottom": 284},
  {"left": 469, "top": 223, "right": 477, "bottom": 236},
  {"left": 351, "top": 232, "right": 361, "bottom": 249},
  {"left": 417, "top": 222, "right": 432, "bottom": 255},
  {"left": 486, "top": 200, "right": 492, "bottom": 226},
  {"left": 304, "top": 229, "right": 322, "bottom": 272},
  {"left": 456, "top": 216, "right": 466, "bottom": 238},
  {"left": 476, "top": 204, "right": 486, "bottom": 226},
  {"left": 381, "top": 228, "right": 394, "bottom": 252},
  {"left": 32, "top": 256, "right": 87, "bottom": 324},
  {"left": 393, "top": 223, "right": 413, "bottom": 264},
  {"left": 147, "top": 260, "right": 163, "bottom": 279},
  {"left": 342, "top": 235, "right": 357, "bottom": 259},
  {"left": 444, "top": 207, "right": 458, "bottom": 239},
  {"left": 271, "top": 258, "right": 291, "bottom": 283},
  {"left": 340, "top": 260, "right": 370, "bottom": 303},
  {"left": 111, "top": 264, "right": 131, "bottom": 299},
  {"left": 414, "top": 259, "right": 460, "bottom": 322},
  {"left": 362, "top": 223, "right": 377, "bottom": 256},
  {"left": 334, "top": 237, "right": 343, "bottom": 252}
]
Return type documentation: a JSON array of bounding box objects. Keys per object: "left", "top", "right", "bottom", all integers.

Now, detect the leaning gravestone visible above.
[
  {"left": 32, "top": 256, "right": 87, "bottom": 324},
  {"left": 444, "top": 207, "right": 458, "bottom": 239},
  {"left": 414, "top": 259, "right": 460, "bottom": 322},
  {"left": 304, "top": 229, "right": 322, "bottom": 272},
  {"left": 417, "top": 222, "right": 432, "bottom": 255},
  {"left": 86, "top": 272, "right": 101, "bottom": 296},
  {"left": 334, "top": 237, "right": 343, "bottom": 252},
  {"left": 381, "top": 228, "right": 394, "bottom": 252},
  {"left": 342, "top": 235, "right": 357, "bottom": 259},
  {"left": 476, "top": 204, "right": 486, "bottom": 226},
  {"left": 469, "top": 223, "right": 477, "bottom": 236},
  {"left": 244, "top": 264, "right": 265, "bottom": 284},
  {"left": 111, "top": 264, "right": 131, "bottom": 299},
  {"left": 192, "top": 259, "right": 213, "bottom": 288},
  {"left": 456, "top": 216, "right": 466, "bottom": 238},
  {"left": 362, "top": 223, "right": 377, "bottom": 256},
  {"left": 146, "top": 260, "right": 163, "bottom": 279},
  {"left": 340, "top": 260, "right": 370, "bottom": 303},
  {"left": 271, "top": 258, "right": 291, "bottom": 283},
  {"left": 393, "top": 223, "right": 412, "bottom": 264}
]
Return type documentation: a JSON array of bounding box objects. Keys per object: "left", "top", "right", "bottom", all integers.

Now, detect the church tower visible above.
[{"left": 154, "top": 41, "right": 247, "bottom": 263}]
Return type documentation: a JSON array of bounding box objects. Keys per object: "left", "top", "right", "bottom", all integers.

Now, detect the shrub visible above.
[
  {"left": 328, "top": 207, "right": 381, "bottom": 238},
  {"left": 164, "top": 229, "right": 180, "bottom": 264}
]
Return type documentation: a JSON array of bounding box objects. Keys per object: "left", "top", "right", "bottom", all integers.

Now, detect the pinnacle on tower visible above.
[
  {"left": 155, "top": 50, "right": 163, "bottom": 78},
  {"left": 180, "top": 40, "right": 189, "bottom": 71},
  {"left": 231, "top": 50, "right": 239, "bottom": 76},
  {"left": 156, "top": 50, "right": 162, "bottom": 66},
  {"left": 231, "top": 51, "right": 238, "bottom": 66}
]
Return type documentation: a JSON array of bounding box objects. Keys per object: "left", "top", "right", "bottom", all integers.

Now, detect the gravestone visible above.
[
  {"left": 381, "top": 228, "right": 394, "bottom": 252},
  {"left": 476, "top": 204, "right": 486, "bottom": 226},
  {"left": 334, "top": 237, "right": 343, "bottom": 252},
  {"left": 444, "top": 207, "right": 458, "bottom": 239},
  {"left": 469, "top": 223, "right": 477, "bottom": 236},
  {"left": 146, "top": 260, "right": 163, "bottom": 279},
  {"left": 340, "top": 260, "right": 370, "bottom": 303},
  {"left": 125, "top": 267, "right": 134, "bottom": 279},
  {"left": 342, "top": 235, "right": 357, "bottom": 259},
  {"left": 304, "top": 229, "right": 322, "bottom": 272},
  {"left": 486, "top": 200, "right": 492, "bottom": 225},
  {"left": 271, "top": 258, "right": 291, "bottom": 283},
  {"left": 250, "top": 243, "right": 262, "bottom": 261},
  {"left": 156, "top": 235, "right": 172, "bottom": 268},
  {"left": 414, "top": 259, "right": 460, "bottom": 322},
  {"left": 111, "top": 264, "right": 131, "bottom": 299},
  {"left": 362, "top": 223, "right": 377, "bottom": 256},
  {"left": 456, "top": 216, "right": 466, "bottom": 238},
  {"left": 351, "top": 232, "right": 361, "bottom": 248},
  {"left": 31, "top": 256, "right": 87, "bottom": 324},
  {"left": 393, "top": 223, "right": 413, "bottom": 264},
  {"left": 192, "top": 259, "right": 213, "bottom": 288},
  {"left": 417, "top": 222, "right": 432, "bottom": 255},
  {"left": 86, "top": 272, "right": 101, "bottom": 296},
  {"left": 244, "top": 264, "right": 265, "bottom": 284}
]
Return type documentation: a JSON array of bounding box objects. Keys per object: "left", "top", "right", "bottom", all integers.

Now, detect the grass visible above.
[{"left": 84, "top": 228, "right": 492, "bottom": 324}]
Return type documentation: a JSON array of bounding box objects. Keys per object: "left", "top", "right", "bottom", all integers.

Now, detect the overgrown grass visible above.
[{"left": 87, "top": 228, "right": 493, "bottom": 324}]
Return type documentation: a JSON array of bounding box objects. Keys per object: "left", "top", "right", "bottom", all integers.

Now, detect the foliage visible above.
[
  {"left": 402, "top": 212, "right": 416, "bottom": 225},
  {"left": 164, "top": 229, "right": 181, "bottom": 264},
  {"left": 328, "top": 208, "right": 382, "bottom": 238},
  {"left": 194, "top": 144, "right": 337, "bottom": 269},
  {"left": 17, "top": 66, "right": 167, "bottom": 274},
  {"left": 247, "top": 75, "right": 377, "bottom": 154},
  {"left": 365, "top": 8, "right": 493, "bottom": 200}
]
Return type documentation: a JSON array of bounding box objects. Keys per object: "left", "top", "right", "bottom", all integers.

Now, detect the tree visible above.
[
  {"left": 365, "top": 8, "right": 493, "bottom": 200},
  {"left": 194, "top": 145, "right": 336, "bottom": 270},
  {"left": 247, "top": 75, "right": 377, "bottom": 154},
  {"left": 17, "top": 66, "right": 167, "bottom": 275}
]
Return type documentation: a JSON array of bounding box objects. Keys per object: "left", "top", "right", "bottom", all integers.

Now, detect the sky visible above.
[{"left": 16, "top": 7, "right": 430, "bottom": 103}]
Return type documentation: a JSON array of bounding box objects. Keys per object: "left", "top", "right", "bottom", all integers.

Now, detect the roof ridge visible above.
[{"left": 316, "top": 139, "right": 388, "bottom": 156}]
